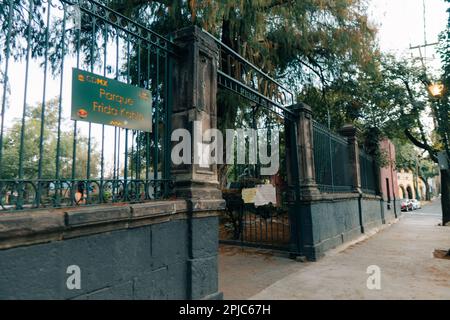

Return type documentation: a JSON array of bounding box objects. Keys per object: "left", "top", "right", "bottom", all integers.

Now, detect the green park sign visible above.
[{"left": 71, "top": 68, "right": 152, "bottom": 132}]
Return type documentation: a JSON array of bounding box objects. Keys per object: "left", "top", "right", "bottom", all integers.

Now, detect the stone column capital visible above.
[
  {"left": 338, "top": 124, "right": 361, "bottom": 143},
  {"left": 172, "top": 26, "right": 219, "bottom": 58},
  {"left": 289, "top": 102, "right": 313, "bottom": 118}
]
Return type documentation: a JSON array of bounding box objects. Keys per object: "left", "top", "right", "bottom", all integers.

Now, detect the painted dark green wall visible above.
[{"left": 294, "top": 197, "right": 401, "bottom": 261}]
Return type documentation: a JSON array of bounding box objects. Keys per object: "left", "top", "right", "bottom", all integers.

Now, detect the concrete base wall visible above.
[
  {"left": 297, "top": 194, "right": 391, "bottom": 261},
  {"left": 361, "top": 197, "right": 384, "bottom": 232},
  {"left": 0, "top": 200, "right": 225, "bottom": 300},
  {"left": 383, "top": 198, "right": 402, "bottom": 223}
]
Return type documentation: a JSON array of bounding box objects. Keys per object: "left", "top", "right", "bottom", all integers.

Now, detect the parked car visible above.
[
  {"left": 410, "top": 199, "right": 422, "bottom": 210},
  {"left": 401, "top": 199, "right": 413, "bottom": 211}
]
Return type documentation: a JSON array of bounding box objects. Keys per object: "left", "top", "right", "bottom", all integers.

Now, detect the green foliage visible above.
[
  {"left": 0, "top": 98, "right": 100, "bottom": 180},
  {"left": 436, "top": 0, "right": 450, "bottom": 160},
  {"left": 393, "top": 138, "right": 438, "bottom": 181},
  {"left": 394, "top": 140, "right": 420, "bottom": 171},
  {"left": 1, "top": 0, "right": 378, "bottom": 117}
]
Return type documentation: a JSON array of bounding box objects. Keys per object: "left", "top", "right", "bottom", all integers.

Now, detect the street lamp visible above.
[{"left": 428, "top": 82, "right": 444, "bottom": 97}]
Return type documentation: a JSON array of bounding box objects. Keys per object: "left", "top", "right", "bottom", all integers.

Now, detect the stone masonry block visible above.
[
  {"left": 191, "top": 216, "right": 218, "bottom": 259},
  {"left": 0, "top": 210, "right": 65, "bottom": 240},
  {"left": 65, "top": 205, "right": 131, "bottom": 227},
  {"left": 133, "top": 267, "right": 168, "bottom": 299},
  {"left": 188, "top": 256, "right": 218, "bottom": 300}
]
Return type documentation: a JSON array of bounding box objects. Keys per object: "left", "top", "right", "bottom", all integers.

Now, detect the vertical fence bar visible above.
[
  {"left": 124, "top": 32, "right": 131, "bottom": 200},
  {"left": 71, "top": 10, "right": 81, "bottom": 206},
  {"left": 54, "top": 3, "right": 67, "bottom": 207},
  {"left": 37, "top": 0, "right": 51, "bottom": 180},
  {"left": 137, "top": 40, "right": 142, "bottom": 182},
  {"left": 153, "top": 49, "right": 160, "bottom": 195},
  {"left": 113, "top": 28, "right": 120, "bottom": 200},
  {"left": 0, "top": 0, "right": 14, "bottom": 179},
  {"left": 113, "top": 127, "right": 117, "bottom": 194},
  {"left": 36, "top": 0, "right": 52, "bottom": 208},
  {"left": 131, "top": 131, "right": 134, "bottom": 181},
  {"left": 136, "top": 132, "right": 140, "bottom": 181},
  {"left": 17, "top": 0, "right": 34, "bottom": 209},
  {"left": 124, "top": 128, "right": 129, "bottom": 200},
  {"left": 145, "top": 47, "right": 151, "bottom": 199},
  {"left": 117, "top": 130, "right": 121, "bottom": 192},
  {"left": 86, "top": 13, "right": 96, "bottom": 202},
  {"left": 163, "top": 47, "right": 173, "bottom": 197},
  {"left": 328, "top": 131, "right": 335, "bottom": 192},
  {"left": 100, "top": 22, "right": 108, "bottom": 202}
]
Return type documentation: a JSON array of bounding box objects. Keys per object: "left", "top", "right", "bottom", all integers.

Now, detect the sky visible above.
[
  {"left": 1, "top": 1, "right": 449, "bottom": 177},
  {"left": 368, "top": 0, "right": 449, "bottom": 71},
  {"left": 368, "top": 0, "right": 448, "bottom": 148}
]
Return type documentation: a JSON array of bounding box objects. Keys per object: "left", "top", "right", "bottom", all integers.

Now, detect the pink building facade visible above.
[{"left": 379, "top": 139, "right": 400, "bottom": 215}]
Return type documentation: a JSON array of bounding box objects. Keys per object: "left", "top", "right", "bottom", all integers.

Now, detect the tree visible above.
[
  {"left": 0, "top": 98, "right": 100, "bottom": 180},
  {"left": 433, "top": 0, "right": 450, "bottom": 224},
  {"left": 364, "top": 52, "right": 450, "bottom": 223},
  {"left": 419, "top": 160, "right": 440, "bottom": 201},
  {"left": 370, "top": 1, "right": 450, "bottom": 224}
]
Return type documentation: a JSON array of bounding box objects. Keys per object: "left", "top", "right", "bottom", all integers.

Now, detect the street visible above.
[
  {"left": 220, "top": 199, "right": 450, "bottom": 300},
  {"left": 408, "top": 198, "right": 443, "bottom": 218}
]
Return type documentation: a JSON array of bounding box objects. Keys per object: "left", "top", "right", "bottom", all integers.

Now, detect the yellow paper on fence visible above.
[{"left": 241, "top": 188, "right": 257, "bottom": 204}]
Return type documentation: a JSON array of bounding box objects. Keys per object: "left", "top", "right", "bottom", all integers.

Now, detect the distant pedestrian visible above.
[{"left": 75, "top": 181, "right": 86, "bottom": 205}]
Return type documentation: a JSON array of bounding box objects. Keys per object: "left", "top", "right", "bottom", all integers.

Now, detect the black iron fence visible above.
[
  {"left": 204, "top": 29, "right": 296, "bottom": 121},
  {"left": 0, "top": 0, "right": 175, "bottom": 211},
  {"left": 220, "top": 159, "right": 292, "bottom": 251},
  {"left": 205, "top": 30, "right": 295, "bottom": 251},
  {"left": 359, "top": 148, "right": 377, "bottom": 194},
  {"left": 312, "top": 121, "right": 353, "bottom": 193}
]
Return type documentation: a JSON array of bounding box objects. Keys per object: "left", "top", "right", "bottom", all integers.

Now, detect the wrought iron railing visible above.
[
  {"left": 202, "top": 30, "right": 296, "bottom": 121},
  {"left": 313, "top": 121, "right": 352, "bottom": 193},
  {"left": 0, "top": 0, "right": 175, "bottom": 210},
  {"left": 359, "top": 148, "right": 377, "bottom": 194}
]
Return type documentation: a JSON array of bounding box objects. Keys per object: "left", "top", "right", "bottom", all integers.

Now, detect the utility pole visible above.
[
  {"left": 409, "top": 42, "right": 439, "bottom": 70},
  {"left": 409, "top": 0, "right": 438, "bottom": 69}
]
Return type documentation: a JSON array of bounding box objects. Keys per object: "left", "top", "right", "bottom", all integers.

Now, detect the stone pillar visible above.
[
  {"left": 338, "top": 124, "right": 362, "bottom": 193},
  {"left": 285, "top": 103, "right": 320, "bottom": 258},
  {"left": 290, "top": 103, "right": 320, "bottom": 199},
  {"left": 170, "top": 26, "right": 224, "bottom": 300},
  {"left": 339, "top": 125, "right": 365, "bottom": 232},
  {"left": 170, "top": 26, "right": 222, "bottom": 200}
]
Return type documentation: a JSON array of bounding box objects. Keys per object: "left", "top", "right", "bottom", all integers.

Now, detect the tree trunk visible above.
[
  {"left": 441, "top": 170, "right": 450, "bottom": 225},
  {"left": 421, "top": 176, "right": 431, "bottom": 201}
]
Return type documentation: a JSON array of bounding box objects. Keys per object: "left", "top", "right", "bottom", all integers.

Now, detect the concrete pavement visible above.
[
  {"left": 219, "top": 245, "right": 300, "bottom": 300},
  {"left": 248, "top": 200, "right": 450, "bottom": 299}
]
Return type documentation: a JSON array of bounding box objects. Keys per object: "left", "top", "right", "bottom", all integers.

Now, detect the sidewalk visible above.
[
  {"left": 251, "top": 201, "right": 450, "bottom": 299},
  {"left": 219, "top": 246, "right": 300, "bottom": 300},
  {"left": 219, "top": 200, "right": 450, "bottom": 300}
]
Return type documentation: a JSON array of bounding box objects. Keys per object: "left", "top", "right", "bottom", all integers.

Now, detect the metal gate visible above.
[
  {"left": 204, "top": 32, "right": 299, "bottom": 251},
  {"left": 0, "top": 0, "right": 175, "bottom": 210}
]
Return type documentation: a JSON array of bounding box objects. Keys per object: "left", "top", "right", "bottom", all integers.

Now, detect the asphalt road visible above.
[{"left": 409, "top": 198, "right": 443, "bottom": 217}]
